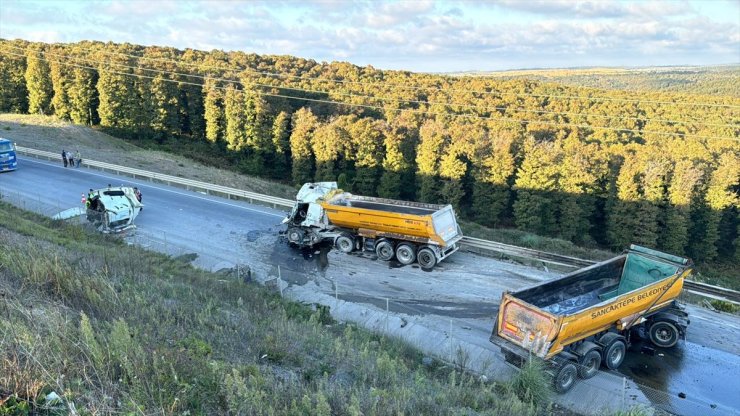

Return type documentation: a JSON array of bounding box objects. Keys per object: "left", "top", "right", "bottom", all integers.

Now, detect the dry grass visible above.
[
  {"left": 0, "top": 201, "right": 555, "bottom": 415},
  {"left": 0, "top": 113, "right": 298, "bottom": 199}
]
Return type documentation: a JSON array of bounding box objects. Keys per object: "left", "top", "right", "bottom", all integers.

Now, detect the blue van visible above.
[{"left": 0, "top": 138, "right": 18, "bottom": 171}]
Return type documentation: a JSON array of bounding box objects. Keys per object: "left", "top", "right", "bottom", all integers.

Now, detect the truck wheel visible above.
[
  {"left": 287, "top": 228, "right": 305, "bottom": 244},
  {"left": 417, "top": 247, "right": 437, "bottom": 269},
  {"left": 649, "top": 321, "right": 679, "bottom": 348},
  {"left": 603, "top": 339, "right": 626, "bottom": 370},
  {"left": 335, "top": 233, "right": 355, "bottom": 253},
  {"left": 375, "top": 240, "right": 395, "bottom": 261},
  {"left": 577, "top": 349, "right": 601, "bottom": 379},
  {"left": 395, "top": 243, "right": 416, "bottom": 265},
  {"left": 553, "top": 361, "right": 577, "bottom": 393}
]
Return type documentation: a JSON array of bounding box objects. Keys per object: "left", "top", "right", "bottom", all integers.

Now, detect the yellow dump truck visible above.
[
  {"left": 282, "top": 182, "right": 462, "bottom": 268},
  {"left": 490, "top": 245, "right": 693, "bottom": 393}
]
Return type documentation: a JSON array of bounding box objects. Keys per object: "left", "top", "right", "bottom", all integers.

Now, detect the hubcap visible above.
[
  {"left": 656, "top": 328, "right": 671, "bottom": 342},
  {"left": 398, "top": 248, "right": 412, "bottom": 262},
  {"left": 610, "top": 347, "right": 623, "bottom": 364},
  {"left": 377, "top": 243, "right": 393, "bottom": 259},
  {"left": 559, "top": 367, "right": 575, "bottom": 388}
]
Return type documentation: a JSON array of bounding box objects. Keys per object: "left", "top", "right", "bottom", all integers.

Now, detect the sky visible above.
[{"left": 0, "top": 0, "right": 738, "bottom": 73}]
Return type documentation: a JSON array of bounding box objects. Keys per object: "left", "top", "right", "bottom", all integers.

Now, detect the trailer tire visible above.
[
  {"left": 648, "top": 321, "right": 679, "bottom": 348},
  {"left": 553, "top": 361, "right": 578, "bottom": 393},
  {"left": 287, "top": 228, "right": 305, "bottom": 244},
  {"left": 603, "top": 339, "right": 626, "bottom": 370},
  {"left": 577, "top": 349, "right": 601, "bottom": 379},
  {"left": 335, "top": 233, "right": 355, "bottom": 253},
  {"left": 395, "top": 243, "right": 416, "bottom": 265},
  {"left": 375, "top": 239, "right": 395, "bottom": 261},
  {"left": 417, "top": 247, "right": 437, "bottom": 269}
]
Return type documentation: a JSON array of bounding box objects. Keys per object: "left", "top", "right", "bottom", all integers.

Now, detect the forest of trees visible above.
[
  {"left": 0, "top": 39, "right": 738, "bottom": 264},
  {"left": 469, "top": 66, "right": 740, "bottom": 96}
]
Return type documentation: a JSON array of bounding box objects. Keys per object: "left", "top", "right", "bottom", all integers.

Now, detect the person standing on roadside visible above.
[
  {"left": 61, "top": 150, "right": 68, "bottom": 167},
  {"left": 75, "top": 150, "right": 81, "bottom": 168}
]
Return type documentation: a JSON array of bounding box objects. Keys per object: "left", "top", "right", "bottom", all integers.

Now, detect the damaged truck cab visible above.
[{"left": 283, "top": 182, "right": 462, "bottom": 268}]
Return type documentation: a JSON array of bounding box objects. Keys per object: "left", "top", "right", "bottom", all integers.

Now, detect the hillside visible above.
[
  {"left": 0, "top": 39, "right": 738, "bottom": 270},
  {"left": 0, "top": 201, "right": 561, "bottom": 415},
  {"left": 0, "top": 113, "right": 298, "bottom": 200},
  {"left": 457, "top": 66, "right": 740, "bottom": 96}
]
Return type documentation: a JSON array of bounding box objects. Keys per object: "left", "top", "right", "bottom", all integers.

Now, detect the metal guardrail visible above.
[
  {"left": 16, "top": 146, "right": 740, "bottom": 304},
  {"left": 684, "top": 281, "right": 740, "bottom": 305},
  {"left": 16, "top": 146, "right": 295, "bottom": 209},
  {"left": 461, "top": 236, "right": 597, "bottom": 268}
]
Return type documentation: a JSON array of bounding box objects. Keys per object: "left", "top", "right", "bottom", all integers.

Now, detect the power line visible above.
[
  {"left": 8, "top": 46, "right": 740, "bottom": 133},
  {"left": 4, "top": 49, "right": 739, "bottom": 143},
  {"left": 7, "top": 42, "right": 739, "bottom": 110},
  {"left": 39, "top": 47, "right": 738, "bottom": 128},
  {"left": 29, "top": 46, "right": 739, "bottom": 130}
]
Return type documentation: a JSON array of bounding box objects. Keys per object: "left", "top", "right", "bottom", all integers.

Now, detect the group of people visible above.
[{"left": 61, "top": 149, "right": 82, "bottom": 168}]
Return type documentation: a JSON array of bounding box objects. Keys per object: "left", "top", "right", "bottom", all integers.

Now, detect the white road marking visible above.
[{"left": 19, "top": 156, "right": 286, "bottom": 218}]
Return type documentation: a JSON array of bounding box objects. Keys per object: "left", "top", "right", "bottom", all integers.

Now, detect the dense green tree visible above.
[
  {"left": 223, "top": 85, "right": 246, "bottom": 151},
  {"left": 660, "top": 158, "right": 704, "bottom": 254},
  {"left": 149, "top": 74, "right": 180, "bottom": 139},
  {"left": 377, "top": 128, "right": 405, "bottom": 199},
  {"left": 290, "top": 107, "right": 317, "bottom": 186},
  {"left": 68, "top": 66, "right": 97, "bottom": 125},
  {"left": 49, "top": 52, "right": 71, "bottom": 120},
  {"left": 180, "top": 83, "right": 205, "bottom": 139},
  {"left": 607, "top": 153, "right": 641, "bottom": 249},
  {"left": 438, "top": 121, "right": 473, "bottom": 211},
  {"left": 471, "top": 126, "right": 518, "bottom": 226},
  {"left": 0, "top": 45, "right": 28, "bottom": 113},
  {"left": 633, "top": 151, "right": 669, "bottom": 247},
  {"left": 690, "top": 153, "right": 739, "bottom": 261},
  {"left": 416, "top": 120, "right": 447, "bottom": 203},
  {"left": 242, "top": 83, "right": 272, "bottom": 171},
  {"left": 271, "top": 111, "right": 291, "bottom": 177},
  {"left": 96, "top": 47, "right": 139, "bottom": 133},
  {"left": 556, "top": 131, "right": 606, "bottom": 243},
  {"left": 24, "top": 49, "right": 52, "bottom": 114},
  {"left": 203, "top": 78, "right": 223, "bottom": 144},
  {"left": 382, "top": 110, "right": 421, "bottom": 200},
  {"left": 513, "top": 137, "right": 561, "bottom": 234},
  {"left": 312, "top": 121, "right": 346, "bottom": 182},
  {"left": 349, "top": 118, "right": 384, "bottom": 196}
]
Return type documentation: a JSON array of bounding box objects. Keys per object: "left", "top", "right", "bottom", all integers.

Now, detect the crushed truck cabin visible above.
[{"left": 282, "top": 182, "right": 463, "bottom": 268}]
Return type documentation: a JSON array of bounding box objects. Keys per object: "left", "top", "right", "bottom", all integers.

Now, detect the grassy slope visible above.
[{"left": 0, "top": 201, "right": 558, "bottom": 415}]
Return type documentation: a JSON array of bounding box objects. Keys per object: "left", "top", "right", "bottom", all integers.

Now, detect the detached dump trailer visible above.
[
  {"left": 490, "top": 245, "right": 693, "bottom": 393},
  {"left": 283, "top": 182, "right": 462, "bottom": 268}
]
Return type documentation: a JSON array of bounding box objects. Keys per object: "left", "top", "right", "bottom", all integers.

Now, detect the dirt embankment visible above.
[{"left": 0, "top": 113, "right": 298, "bottom": 200}]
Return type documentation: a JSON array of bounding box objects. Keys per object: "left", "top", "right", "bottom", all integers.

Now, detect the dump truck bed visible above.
[
  {"left": 320, "top": 193, "right": 461, "bottom": 247},
  {"left": 493, "top": 245, "right": 693, "bottom": 359}
]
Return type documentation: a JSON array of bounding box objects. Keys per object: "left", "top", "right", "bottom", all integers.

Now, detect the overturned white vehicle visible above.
[
  {"left": 86, "top": 186, "right": 143, "bottom": 233},
  {"left": 54, "top": 186, "right": 143, "bottom": 233}
]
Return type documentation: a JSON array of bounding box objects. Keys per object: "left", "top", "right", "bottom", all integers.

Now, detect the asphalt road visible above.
[{"left": 2, "top": 156, "right": 739, "bottom": 416}]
